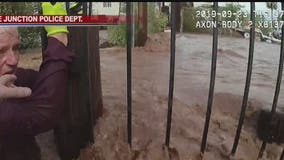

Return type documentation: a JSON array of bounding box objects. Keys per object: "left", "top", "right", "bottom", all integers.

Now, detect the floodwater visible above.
[
  {"left": 100, "top": 33, "right": 284, "bottom": 112},
  {"left": 77, "top": 33, "right": 284, "bottom": 160},
  {"left": 19, "top": 32, "right": 284, "bottom": 160},
  {"left": 174, "top": 33, "right": 284, "bottom": 109}
]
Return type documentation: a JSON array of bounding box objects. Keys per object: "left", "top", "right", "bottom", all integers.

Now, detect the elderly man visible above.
[{"left": 0, "top": 3, "right": 74, "bottom": 160}]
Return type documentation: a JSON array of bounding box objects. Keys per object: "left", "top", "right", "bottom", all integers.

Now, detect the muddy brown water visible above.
[
  {"left": 100, "top": 33, "right": 284, "bottom": 111},
  {"left": 78, "top": 33, "right": 284, "bottom": 160},
  {"left": 19, "top": 32, "right": 284, "bottom": 160}
]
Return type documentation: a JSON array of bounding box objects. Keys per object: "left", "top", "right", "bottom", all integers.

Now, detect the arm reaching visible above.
[
  {"left": 41, "top": 2, "right": 68, "bottom": 46},
  {"left": 0, "top": 37, "right": 74, "bottom": 137},
  {"left": 0, "top": 2, "right": 74, "bottom": 137}
]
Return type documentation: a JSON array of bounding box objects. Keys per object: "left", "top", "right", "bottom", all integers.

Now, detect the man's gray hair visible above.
[{"left": 0, "top": 27, "right": 18, "bottom": 35}]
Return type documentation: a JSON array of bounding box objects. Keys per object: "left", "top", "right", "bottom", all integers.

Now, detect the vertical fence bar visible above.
[
  {"left": 165, "top": 2, "right": 176, "bottom": 147},
  {"left": 126, "top": 2, "right": 132, "bottom": 147},
  {"left": 66, "top": 2, "right": 70, "bottom": 15},
  {"left": 88, "top": 2, "right": 92, "bottom": 15},
  {"left": 280, "top": 149, "right": 284, "bottom": 160},
  {"left": 82, "top": 2, "right": 87, "bottom": 15},
  {"left": 257, "top": 142, "right": 266, "bottom": 159},
  {"left": 258, "top": 2, "right": 284, "bottom": 159},
  {"left": 280, "top": 148, "right": 284, "bottom": 160},
  {"left": 200, "top": 2, "right": 218, "bottom": 157},
  {"left": 269, "top": 1, "right": 284, "bottom": 115},
  {"left": 231, "top": 2, "right": 255, "bottom": 156}
]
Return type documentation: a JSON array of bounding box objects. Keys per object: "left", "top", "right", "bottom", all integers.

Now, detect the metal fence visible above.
[
  {"left": 124, "top": 2, "right": 284, "bottom": 159},
  {"left": 55, "top": 1, "right": 284, "bottom": 160}
]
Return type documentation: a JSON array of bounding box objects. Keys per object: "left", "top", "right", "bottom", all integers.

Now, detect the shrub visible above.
[
  {"left": 18, "top": 27, "right": 41, "bottom": 50},
  {"left": 182, "top": 7, "right": 212, "bottom": 33},
  {"left": 107, "top": 25, "right": 127, "bottom": 46},
  {"left": 107, "top": 3, "right": 168, "bottom": 46},
  {"left": 0, "top": 2, "right": 41, "bottom": 50},
  {"left": 147, "top": 3, "right": 168, "bottom": 33}
]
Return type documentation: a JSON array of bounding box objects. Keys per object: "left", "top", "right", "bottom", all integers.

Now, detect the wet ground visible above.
[
  {"left": 19, "top": 32, "right": 284, "bottom": 160},
  {"left": 144, "top": 33, "right": 284, "bottom": 109}
]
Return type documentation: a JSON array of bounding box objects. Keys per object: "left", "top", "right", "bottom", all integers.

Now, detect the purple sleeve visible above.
[
  {"left": 0, "top": 37, "right": 74, "bottom": 137},
  {"left": 15, "top": 68, "right": 39, "bottom": 88}
]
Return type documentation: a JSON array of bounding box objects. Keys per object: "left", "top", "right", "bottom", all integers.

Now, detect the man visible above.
[{"left": 0, "top": 2, "right": 74, "bottom": 160}]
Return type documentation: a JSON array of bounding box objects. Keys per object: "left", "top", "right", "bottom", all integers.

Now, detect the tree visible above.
[
  {"left": 136, "top": 2, "right": 148, "bottom": 46},
  {"left": 266, "top": 2, "right": 278, "bottom": 22},
  {"left": 219, "top": 2, "right": 245, "bottom": 22},
  {"left": 0, "top": 2, "right": 39, "bottom": 15}
]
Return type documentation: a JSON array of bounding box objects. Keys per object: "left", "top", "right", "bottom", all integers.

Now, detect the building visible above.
[{"left": 92, "top": 2, "right": 122, "bottom": 16}]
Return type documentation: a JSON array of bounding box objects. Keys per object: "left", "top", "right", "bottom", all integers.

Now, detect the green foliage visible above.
[
  {"left": 219, "top": 3, "right": 246, "bottom": 22},
  {"left": 255, "top": 14, "right": 273, "bottom": 35},
  {"left": 107, "top": 25, "right": 127, "bottom": 46},
  {"left": 182, "top": 3, "right": 249, "bottom": 33},
  {"left": 182, "top": 7, "right": 209, "bottom": 33},
  {"left": 147, "top": 3, "right": 168, "bottom": 33},
  {"left": 18, "top": 27, "right": 42, "bottom": 49},
  {"left": 108, "top": 3, "right": 168, "bottom": 46},
  {"left": 0, "top": 2, "right": 39, "bottom": 15},
  {"left": 266, "top": 2, "right": 278, "bottom": 21},
  {"left": 0, "top": 2, "right": 41, "bottom": 50}
]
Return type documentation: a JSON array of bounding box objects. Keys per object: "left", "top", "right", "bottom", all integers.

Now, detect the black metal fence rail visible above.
[
  {"left": 165, "top": 2, "right": 177, "bottom": 147},
  {"left": 231, "top": 2, "right": 255, "bottom": 156},
  {"left": 126, "top": 2, "right": 132, "bottom": 147},
  {"left": 257, "top": 2, "right": 284, "bottom": 159},
  {"left": 200, "top": 2, "right": 219, "bottom": 157},
  {"left": 280, "top": 148, "right": 284, "bottom": 160}
]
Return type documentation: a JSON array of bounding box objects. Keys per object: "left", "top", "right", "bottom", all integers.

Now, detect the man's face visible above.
[{"left": 0, "top": 28, "right": 20, "bottom": 76}]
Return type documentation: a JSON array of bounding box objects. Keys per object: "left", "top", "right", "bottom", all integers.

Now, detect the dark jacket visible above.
[{"left": 0, "top": 37, "right": 74, "bottom": 159}]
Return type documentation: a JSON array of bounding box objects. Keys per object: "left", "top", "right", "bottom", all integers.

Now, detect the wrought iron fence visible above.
[{"left": 124, "top": 2, "right": 284, "bottom": 159}]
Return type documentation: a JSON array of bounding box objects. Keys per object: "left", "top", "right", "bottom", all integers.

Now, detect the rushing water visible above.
[
  {"left": 34, "top": 32, "right": 284, "bottom": 160},
  {"left": 101, "top": 33, "right": 284, "bottom": 111},
  {"left": 174, "top": 33, "right": 284, "bottom": 109},
  {"left": 95, "top": 33, "right": 284, "bottom": 160}
]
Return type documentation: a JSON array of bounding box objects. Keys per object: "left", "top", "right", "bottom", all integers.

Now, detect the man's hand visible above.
[
  {"left": 0, "top": 74, "right": 32, "bottom": 100},
  {"left": 42, "top": 2, "right": 68, "bottom": 46}
]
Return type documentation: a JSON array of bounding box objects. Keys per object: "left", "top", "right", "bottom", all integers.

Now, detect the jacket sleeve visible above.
[
  {"left": 0, "top": 37, "right": 74, "bottom": 137},
  {"left": 15, "top": 68, "right": 39, "bottom": 88}
]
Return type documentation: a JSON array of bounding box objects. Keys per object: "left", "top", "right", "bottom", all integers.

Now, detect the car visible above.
[
  {"left": 233, "top": 27, "right": 281, "bottom": 44},
  {"left": 233, "top": 27, "right": 263, "bottom": 39},
  {"left": 271, "top": 29, "right": 282, "bottom": 40}
]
